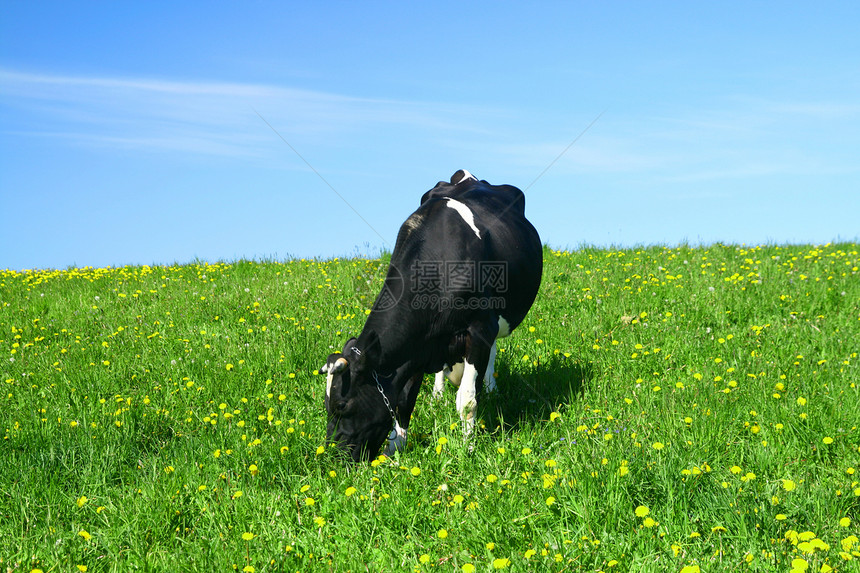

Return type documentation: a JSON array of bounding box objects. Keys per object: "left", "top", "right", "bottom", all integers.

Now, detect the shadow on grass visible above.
[{"left": 480, "top": 355, "right": 593, "bottom": 433}]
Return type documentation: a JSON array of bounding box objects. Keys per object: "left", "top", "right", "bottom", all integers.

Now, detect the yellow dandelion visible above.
[
  {"left": 839, "top": 517, "right": 851, "bottom": 527},
  {"left": 76, "top": 496, "right": 88, "bottom": 508},
  {"left": 242, "top": 532, "right": 255, "bottom": 541},
  {"left": 782, "top": 479, "right": 797, "bottom": 491},
  {"left": 462, "top": 564, "right": 475, "bottom": 573},
  {"left": 345, "top": 486, "right": 357, "bottom": 497},
  {"left": 635, "top": 505, "right": 650, "bottom": 517},
  {"left": 652, "top": 441, "right": 664, "bottom": 450},
  {"left": 437, "top": 528, "right": 448, "bottom": 539},
  {"left": 492, "top": 558, "right": 511, "bottom": 569},
  {"left": 78, "top": 530, "right": 92, "bottom": 541},
  {"left": 410, "top": 467, "right": 421, "bottom": 476}
]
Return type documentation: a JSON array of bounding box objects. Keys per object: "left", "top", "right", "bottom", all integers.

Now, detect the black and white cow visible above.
[{"left": 321, "top": 170, "right": 542, "bottom": 462}]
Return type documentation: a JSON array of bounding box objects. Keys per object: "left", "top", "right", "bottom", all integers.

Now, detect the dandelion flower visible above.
[
  {"left": 840, "top": 517, "right": 851, "bottom": 527},
  {"left": 462, "top": 565, "right": 475, "bottom": 573},
  {"left": 76, "top": 496, "right": 88, "bottom": 508},
  {"left": 823, "top": 436, "right": 834, "bottom": 445},
  {"left": 78, "top": 530, "right": 92, "bottom": 541},
  {"left": 437, "top": 528, "right": 448, "bottom": 539},
  {"left": 410, "top": 467, "right": 421, "bottom": 476},
  {"left": 652, "top": 442, "right": 664, "bottom": 450},
  {"left": 242, "top": 532, "right": 255, "bottom": 541},
  {"left": 486, "top": 474, "right": 498, "bottom": 483},
  {"left": 345, "top": 486, "right": 357, "bottom": 497},
  {"left": 492, "top": 558, "right": 511, "bottom": 569},
  {"left": 635, "top": 505, "right": 650, "bottom": 517},
  {"left": 782, "top": 479, "right": 797, "bottom": 491}
]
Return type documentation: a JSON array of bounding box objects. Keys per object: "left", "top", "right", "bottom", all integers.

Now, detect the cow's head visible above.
[{"left": 321, "top": 336, "right": 393, "bottom": 462}]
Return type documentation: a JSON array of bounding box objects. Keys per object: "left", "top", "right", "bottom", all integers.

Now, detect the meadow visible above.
[{"left": 1, "top": 243, "right": 858, "bottom": 572}]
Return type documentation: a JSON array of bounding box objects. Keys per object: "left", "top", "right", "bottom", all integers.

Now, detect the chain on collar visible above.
[{"left": 372, "top": 370, "right": 397, "bottom": 425}]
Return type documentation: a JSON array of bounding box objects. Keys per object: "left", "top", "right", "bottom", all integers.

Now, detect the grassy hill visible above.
[{"left": 1, "top": 244, "right": 858, "bottom": 572}]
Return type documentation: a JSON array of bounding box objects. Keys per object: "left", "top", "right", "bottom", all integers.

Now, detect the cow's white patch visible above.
[
  {"left": 456, "top": 361, "right": 479, "bottom": 435},
  {"left": 383, "top": 420, "right": 408, "bottom": 457},
  {"left": 446, "top": 198, "right": 481, "bottom": 239},
  {"left": 497, "top": 316, "right": 511, "bottom": 338},
  {"left": 454, "top": 169, "right": 477, "bottom": 183},
  {"left": 324, "top": 357, "right": 348, "bottom": 398}
]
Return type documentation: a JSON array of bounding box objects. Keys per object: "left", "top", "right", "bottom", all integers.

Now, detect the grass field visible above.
[{"left": 1, "top": 243, "right": 859, "bottom": 572}]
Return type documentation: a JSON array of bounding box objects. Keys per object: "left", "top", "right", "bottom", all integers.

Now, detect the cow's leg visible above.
[
  {"left": 384, "top": 371, "right": 423, "bottom": 457},
  {"left": 456, "top": 321, "right": 497, "bottom": 436},
  {"left": 432, "top": 370, "right": 446, "bottom": 399},
  {"left": 484, "top": 340, "right": 498, "bottom": 392}
]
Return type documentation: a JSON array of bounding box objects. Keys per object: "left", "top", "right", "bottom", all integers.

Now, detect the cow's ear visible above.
[
  {"left": 342, "top": 337, "right": 359, "bottom": 355},
  {"left": 330, "top": 357, "right": 349, "bottom": 375},
  {"left": 359, "top": 330, "right": 382, "bottom": 370}
]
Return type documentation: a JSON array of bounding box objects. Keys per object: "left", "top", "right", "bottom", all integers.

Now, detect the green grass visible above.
[{"left": 1, "top": 244, "right": 858, "bottom": 572}]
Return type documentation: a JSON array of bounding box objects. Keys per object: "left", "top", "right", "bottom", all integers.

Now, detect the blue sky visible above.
[{"left": 2, "top": 2, "right": 858, "bottom": 270}]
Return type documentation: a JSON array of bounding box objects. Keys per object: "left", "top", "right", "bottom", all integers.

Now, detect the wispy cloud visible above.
[{"left": 0, "top": 69, "right": 505, "bottom": 159}]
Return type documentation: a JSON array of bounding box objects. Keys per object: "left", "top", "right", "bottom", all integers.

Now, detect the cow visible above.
[{"left": 321, "top": 170, "right": 542, "bottom": 462}]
